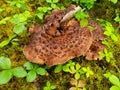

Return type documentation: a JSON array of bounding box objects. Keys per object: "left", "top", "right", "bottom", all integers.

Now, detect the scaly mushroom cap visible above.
[{"left": 23, "top": 5, "right": 106, "bottom": 66}]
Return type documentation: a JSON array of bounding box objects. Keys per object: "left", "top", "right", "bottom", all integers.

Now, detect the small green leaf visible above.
[
  {"left": 110, "top": 86, "right": 120, "bottom": 90},
  {"left": 0, "top": 39, "right": 10, "bottom": 48},
  {"left": 24, "top": 62, "right": 33, "bottom": 70},
  {"left": 10, "top": 15, "right": 21, "bottom": 24},
  {"left": 75, "top": 72, "right": 80, "bottom": 80},
  {"left": 74, "top": 10, "right": 89, "bottom": 20},
  {"left": 111, "top": 34, "right": 118, "bottom": 42},
  {"left": 110, "top": 0, "right": 118, "bottom": 4},
  {"left": 54, "top": 64, "right": 62, "bottom": 73},
  {"left": 63, "top": 65, "right": 70, "bottom": 72},
  {"left": 0, "top": 7, "right": 4, "bottom": 12},
  {"left": 36, "top": 13, "right": 44, "bottom": 20},
  {"left": 46, "top": 0, "right": 52, "bottom": 3},
  {"left": 51, "top": 85, "right": 56, "bottom": 89},
  {"left": 13, "top": 23, "right": 26, "bottom": 35},
  {"left": 75, "top": 63, "right": 81, "bottom": 70},
  {"left": 26, "top": 70, "right": 36, "bottom": 82},
  {"left": 80, "top": 19, "right": 88, "bottom": 27},
  {"left": 109, "top": 75, "right": 120, "bottom": 86},
  {"left": 0, "top": 70, "right": 12, "bottom": 85},
  {"left": 36, "top": 67, "right": 46, "bottom": 75},
  {"left": 51, "top": 3, "right": 59, "bottom": 9},
  {"left": 0, "top": 34, "right": 16, "bottom": 48},
  {"left": 53, "top": 0, "right": 59, "bottom": 3},
  {"left": 0, "top": 56, "right": 11, "bottom": 69},
  {"left": 88, "top": 26, "right": 95, "bottom": 31},
  {"left": 46, "top": 81, "right": 51, "bottom": 86},
  {"left": 0, "top": 17, "right": 11, "bottom": 25},
  {"left": 12, "top": 67, "right": 27, "bottom": 78}
]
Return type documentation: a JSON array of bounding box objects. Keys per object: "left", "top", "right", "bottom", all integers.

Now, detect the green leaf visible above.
[
  {"left": 0, "top": 70, "right": 12, "bottom": 85},
  {"left": 114, "top": 15, "right": 120, "bottom": 23},
  {"left": 75, "top": 72, "right": 80, "bottom": 80},
  {"left": 12, "top": 67, "right": 27, "bottom": 78},
  {"left": 75, "top": 63, "right": 81, "bottom": 70},
  {"left": 10, "top": 15, "right": 21, "bottom": 24},
  {"left": 70, "top": 65, "right": 76, "bottom": 73},
  {"left": 46, "top": 81, "right": 51, "bottom": 86},
  {"left": 80, "top": 19, "right": 88, "bottom": 27},
  {"left": 0, "top": 34, "right": 16, "bottom": 48},
  {"left": 88, "top": 26, "right": 95, "bottom": 31},
  {"left": 109, "top": 75, "right": 120, "bottom": 86},
  {"left": 74, "top": 10, "right": 89, "bottom": 20},
  {"left": 13, "top": 23, "right": 26, "bottom": 35},
  {"left": 51, "top": 85, "right": 56, "bottom": 89},
  {"left": 98, "top": 52, "right": 105, "bottom": 58},
  {"left": 0, "top": 56, "right": 11, "bottom": 69},
  {"left": 63, "top": 65, "right": 70, "bottom": 72},
  {"left": 0, "top": 39, "right": 10, "bottom": 48},
  {"left": 0, "top": 7, "right": 4, "bottom": 12},
  {"left": 110, "top": 86, "right": 120, "bottom": 90},
  {"left": 24, "top": 62, "right": 33, "bottom": 70},
  {"left": 26, "top": 70, "right": 36, "bottom": 82},
  {"left": 110, "top": 0, "right": 118, "bottom": 4},
  {"left": 111, "top": 34, "right": 118, "bottom": 42},
  {"left": 46, "top": 0, "right": 52, "bottom": 3},
  {"left": 0, "top": 17, "right": 11, "bottom": 25},
  {"left": 36, "top": 67, "right": 46, "bottom": 75},
  {"left": 36, "top": 13, "right": 44, "bottom": 20},
  {"left": 53, "top": 0, "right": 59, "bottom": 3},
  {"left": 51, "top": 3, "right": 59, "bottom": 9},
  {"left": 54, "top": 64, "right": 62, "bottom": 73}
]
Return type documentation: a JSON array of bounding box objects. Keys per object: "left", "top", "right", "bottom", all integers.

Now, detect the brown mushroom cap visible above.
[{"left": 23, "top": 5, "right": 106, "bottom": 66}]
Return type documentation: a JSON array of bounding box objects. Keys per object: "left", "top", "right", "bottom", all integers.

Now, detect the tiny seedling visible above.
[
  {"left": 24, "top": 62, "right": 47, "bottom": 82},
  {"left": 0, "top": 34, "right": 16, "bottom": 48},
  {"left": 104, "top": 72, "right": 120, "bottom": 90},
  {"left": 43, "top": 81, "right": 56, "bottom": 90},
  {"left": 36, "top": 7, "right": 52, "bottom": 20},
  {"left": 103, "top": 21, "right": 118, "bottom": 42},
  {"left": 69, "top": 78, "right": 86, "bottom": 90},
  {"left": 74, "top": 9, "right": 89, "bottom": 20},
  {"left": 99, "top": 48, "right": 114, "bottom": 63},
  {"left": 0, "top": 56, "right": 27, "bottom": 85},
  {"left": 46, "top": 0, "right": 59, "bottom": 9},
  {"left": 114, "top": 10, "right": 120, "bottom": 24},
  {"left": 6, "top": 0, "right": 27, "bottom": 9},
  {"left": 10, "top": 11, "right": 31, "bottom": 35},
  {"left": 0, "top": 17, "right": 11, "bottom": 25},
  {"left": 54, "top": 60, "right": 94, "bottom": 80}
]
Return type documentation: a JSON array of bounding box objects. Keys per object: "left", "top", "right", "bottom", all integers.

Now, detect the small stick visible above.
[{"left": 60, "top": 6, "right": 81, "bottom": 23}]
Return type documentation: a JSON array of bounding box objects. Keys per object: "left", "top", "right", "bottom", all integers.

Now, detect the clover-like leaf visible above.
[
  {"left": 26, "top": 70, "right": 36, "bottom": 82},
  {"left": 75, "top": 72, "right": 80, "bottom": 80},
  {"left": 0, "top": 70, "right": 12, "bottom": 85},
  {"left": 0, "top": 56, "right": 11, "bottom": 69},
  {"left": 80, "top": 19, "right": 88, "bottom": 27},
  {"left": 36, "top": 67, "right": 46, "bottom": 75},
  {"left": 54, "top": 64, "right": 62, "bottom": 73},
  {"left": 13, "top": 23, "right": 26, "bottom": 35},
  {"left": 109, "top": 75, "right": 120, "bottom": 86},
  {"left": 24, "top": 62, "right": 33, "bottom": 70},
  {"left": 110, "top": 86, "right": 120, "bottom": 90},
  {"left": 12, "top": 67, "right": 27, "bottom": 78}
]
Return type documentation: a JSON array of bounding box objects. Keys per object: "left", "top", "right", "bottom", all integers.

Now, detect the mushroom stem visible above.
[{"left": 60, "top": 6, "right": 81, "bottom": 23}]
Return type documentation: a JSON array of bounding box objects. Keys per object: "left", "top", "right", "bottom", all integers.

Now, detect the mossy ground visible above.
[{"left": 0, "top": 0, "right": 120, "bottom": 90}]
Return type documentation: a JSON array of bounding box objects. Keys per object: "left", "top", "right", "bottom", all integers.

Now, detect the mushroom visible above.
[{"left": 23, "top": 5, "right": 106, "bottom": 66}]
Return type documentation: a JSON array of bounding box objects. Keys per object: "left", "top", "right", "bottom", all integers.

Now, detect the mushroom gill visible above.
[{"left": 23, "top": 5, "right": 106, "bottom": 66}]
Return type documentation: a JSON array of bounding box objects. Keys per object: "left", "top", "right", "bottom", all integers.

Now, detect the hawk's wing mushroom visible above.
[{"left": 23, "top": 5, "right": 105, "bottom": 66}]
